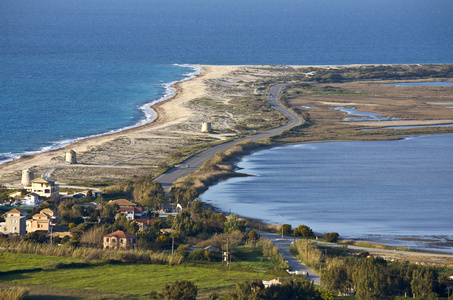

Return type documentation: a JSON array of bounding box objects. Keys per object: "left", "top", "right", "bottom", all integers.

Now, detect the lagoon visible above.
[
  {"left": 384, "top": 82, "right": 453, "bottom": 87},
  {"left": 200, "top": 135, "right": 453, "bottom": 253}
]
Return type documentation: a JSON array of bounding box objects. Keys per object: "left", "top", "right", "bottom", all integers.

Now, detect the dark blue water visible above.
[
  {"left": 1, "top": 0, "right": 453, "bottom": 162},
  {"left": 201, "top": 135, "right": 453, "bottom": 252}
]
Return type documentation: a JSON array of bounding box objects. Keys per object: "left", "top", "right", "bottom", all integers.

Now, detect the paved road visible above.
[
  {"left": 259, "top": 231, "right": 321, "bottom": 285},
  {"left": 155, "top": 83, "right": 303, "bottom": 191}
]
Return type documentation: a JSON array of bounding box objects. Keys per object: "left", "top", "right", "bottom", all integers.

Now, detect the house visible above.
[
  {"left": 103, "top": 230, "right": 137, "bottom": 250},
  {"left": 1, "top": 208, "right": 28, "bottom": 236},
  {"left": 25, "top": 177, "right": 59, "bottom": 198},
  {"left": 23, "top": 193, "right": 39, "bottom": 207},
  {"left": 108, "top": 199, "right": 137, "bottom": 208},
  {"left": 40, "top": 208, "right": 60, "bottom": 226},
  {"left": 118, "top": 206, "right": 144, "bottom": 220},
  {"left": 134, "top": 219, "right": 159, "bottom": 231},
  {"left": 26, "top": 208, "right": 60, "bottom": 233}
]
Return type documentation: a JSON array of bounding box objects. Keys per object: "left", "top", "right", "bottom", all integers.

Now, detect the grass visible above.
[
  {"left": 0, "top": 252, "right": 83, "bottom": 272},
  {"left": 0, "top": 251, "right": 275, "bottom": 299},
  {"left": 232, "top": 245, "right": 283, "bottom": 271}
]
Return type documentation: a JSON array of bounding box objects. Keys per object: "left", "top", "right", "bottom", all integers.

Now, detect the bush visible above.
[
  {"left": 43, "top": 261, "right": 65, "bottom": 270},
  {"left": 324, "top": 232, "right": 339, "bottom": 243},
  {"left": 282, "top": 224, "right": 292, "bottom": 236},
  {"left": 294, "top": 225, "right": 314, "bottom": 238},
  {"left": 0, "top": 287, "right": 29, "bottom": 300},
  {"left": 187, "top": 249, "right": 220, "bottom": 262},
  {"left": 159, "top": 280, "right": 197, "bottom": 300},
  {"left": 247, "top": 229, "right": 259, "bottom": 241}
]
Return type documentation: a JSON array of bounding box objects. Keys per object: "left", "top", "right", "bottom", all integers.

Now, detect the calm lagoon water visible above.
[
  {"left": 385, "top": 82, "right": 453, "bottom": 87},
  {"left": 200, "top": 135, "right": 453, "bottom": 252}
]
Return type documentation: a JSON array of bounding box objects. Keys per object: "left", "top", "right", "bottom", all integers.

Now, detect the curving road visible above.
[
  {"left": 155, "top": 83, "right": 302, "bottom": 191},
  {"left": 260, "top": 231, "right": 321, "bottom": 285}
]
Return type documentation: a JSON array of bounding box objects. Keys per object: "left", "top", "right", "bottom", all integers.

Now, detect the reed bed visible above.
[
  {"left": 0, "top": 287, "right": 29, "bottom": 300},
  {"left": 293, "top": 239, "right": 322, "bottom": 268},
  {"left": 0, "top": 240, "right": 183, "bottom": 266}
]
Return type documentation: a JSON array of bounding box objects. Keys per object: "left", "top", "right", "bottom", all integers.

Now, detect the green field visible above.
[{"left": 0, "top": 252, "right": 277, "bottom": 299}]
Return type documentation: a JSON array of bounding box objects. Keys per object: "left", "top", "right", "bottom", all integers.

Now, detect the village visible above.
[{"left": 1, "top": 163, "right": 186, "bottom": 251}]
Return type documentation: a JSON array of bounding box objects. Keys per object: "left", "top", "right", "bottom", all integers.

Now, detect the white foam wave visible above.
[{"left": 0, "top": 64, "right": 202, "bottom": 166}]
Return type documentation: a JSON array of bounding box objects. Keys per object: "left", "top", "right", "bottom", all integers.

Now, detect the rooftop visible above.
[{"left": 104, "top": 230, "right": 136, "bottom": 239}]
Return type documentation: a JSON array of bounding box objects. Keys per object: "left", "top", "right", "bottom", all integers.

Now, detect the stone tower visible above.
[
  {"left": 21, "top": 169, "right": 34, "bottom": 186},
  {"left": 65, "top": 150, "right": 77, "bottom": 164},
  {"left": 201, "top": 122, "right": 212, "bottom": 133}
]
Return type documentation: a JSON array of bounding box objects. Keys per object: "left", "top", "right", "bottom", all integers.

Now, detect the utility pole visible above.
[
  {"left": 258, "top": 219, "right": 261, "bottom": 238},
  {"left": 227, "top": 238, "right": 230, "bottom": 278},
  {"left": 171, "top": 236, "right": 174, "bottom": 257}
]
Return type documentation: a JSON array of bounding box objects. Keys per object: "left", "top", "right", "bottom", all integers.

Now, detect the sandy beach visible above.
[
  {"left": 0, "top": 65, "right": 301, "bottom": 186},
  {"left": 0, "top": 65, "right": 240, "bottom": 185},
  {"left": 1, "top": 64, "right": 452, "bottom": 187}
]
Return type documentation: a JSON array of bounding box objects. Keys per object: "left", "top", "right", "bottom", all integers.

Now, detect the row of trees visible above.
[{"left": 322, "top": 255, "right": 442, "bottom": 299}]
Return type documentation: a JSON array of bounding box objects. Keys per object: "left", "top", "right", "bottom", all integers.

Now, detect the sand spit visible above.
[
  {"left": 1, "top": 64, "right": 452, "bottom": 186},
  {"left": 0, "top": 65, "right": 305, "bottom": 186}
]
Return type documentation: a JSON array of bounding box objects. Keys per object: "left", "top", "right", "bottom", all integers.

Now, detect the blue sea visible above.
[{"left": 1, "top": 0, "right": 453, "bottom": 163}]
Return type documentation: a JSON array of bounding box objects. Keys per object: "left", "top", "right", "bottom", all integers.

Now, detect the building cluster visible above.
[
  {"left": 0, "top": 158, "right": 180, "bottom": 251},
  {"left": 1, "top": 207, "right": 60, "bottom": 236},
  {"left": 0, "top": 195, "right": 172, "bottom": 250}
]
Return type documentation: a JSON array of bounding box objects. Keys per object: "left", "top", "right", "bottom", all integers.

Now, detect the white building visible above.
[
  {"left": 25, "top": 177, "right": 59, "bottom": 198},
  {"left": 23, "top": 193, "right": 40, "bottom": 207}
]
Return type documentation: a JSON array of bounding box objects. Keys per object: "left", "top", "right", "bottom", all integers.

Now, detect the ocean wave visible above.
[{"left": 0, "top": 64, "right": 202, "bottom": 166}]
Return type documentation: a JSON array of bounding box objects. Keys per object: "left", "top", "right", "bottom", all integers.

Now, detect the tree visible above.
[
  {"left": 294, "top": 225, "right": 314, "bottom": 238},
  {"left": 169, "top": 186, "right": 198, "bottom": 205},
  {"left": 353, "top": 257, "right": 390, "bottom": 300},
  {"left": 411, "top": 268, "right": 434, "bottom": 298},
  {"left": 172, "top": 211, "right": 198, "bottom": 236},
  {"left": 224, "top": 214, "right": 245, "bottom": 234},
  {"left": 24, "top": 231, "right": 47, "bottom": 243},
  {"left": 190, "top": 199, "right": 203, "bottom": 215},
  {"left": 247, "top": 229, "right": 259, "bottom": 241},
  {"left": 132, "top": 177, "right": 165, "bottom": 206},
  {"left": 324, "top": 232, "right": 339, "bottom": 243},
  {"left": 158, "top": 280, "right": 197, "bottom": 300},
  {"left": 282, "top": 224, "right": 292, "bottom": 236},
  {"left": 79, "top": 226, "right": 108, "bottom": 247},
  {"left": 101, "top": 203, "right": 118, "bottom": 224},
  {"left": 111, "top": 215, "right": 139, "bottom": 234}
]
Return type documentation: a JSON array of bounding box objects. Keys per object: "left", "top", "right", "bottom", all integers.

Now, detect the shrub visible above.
[
  {"left": 294, "top": 225, "right": 314, "bottom": 238},
  {"left": 0, "top": 287, "right": 29, "bottom": 300},
  {"left": 42, "top": 261, "right": 64, "bottom": 270},
  {"left": 159, "top": 280, "right": 197, "bottom": 300},
  {"left": 324, "top": 232, "right": 339, "bottom": 243},
  {"left": 282, "top": 224, "right": 292, "bottom": 236},
  {"left": 247, "top": 229, "right": 259, "bottom": 241}
]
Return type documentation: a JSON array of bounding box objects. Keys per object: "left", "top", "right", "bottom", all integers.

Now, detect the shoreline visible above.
[
  {"left": 1, "top": 64, "right": 452, "bottom": 186},
  {"left": 0, "top": 64, "right": 241, "bottom": 184},
  {"left": 0, "top": 65, "right": 202, "bottom": 167}
]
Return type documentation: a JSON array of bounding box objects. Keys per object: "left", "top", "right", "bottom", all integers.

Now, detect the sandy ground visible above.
[
  {"left": 1, "top": 64, "right": 452, "bottom": 187},
  {"left": 0, "top": 65, "right": 240, "bottom": 186},
  {"left": 0, "top": 65, "right": 305, "bottom": 186}
]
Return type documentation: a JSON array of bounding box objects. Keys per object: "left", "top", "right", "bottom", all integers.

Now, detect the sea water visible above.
[
  {"left": 200, "top": 135, "right": 453, "bottom": 252},
  {"left": 1, "top": 0, "right": 452, "bottom": 249},
  {"left": 1, "top": 0, "right": 453, "bottom": 163}
]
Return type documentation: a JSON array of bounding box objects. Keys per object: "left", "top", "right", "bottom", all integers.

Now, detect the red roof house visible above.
[{"left": 103, "top": 230, "right": 137, "bottom": 250}]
